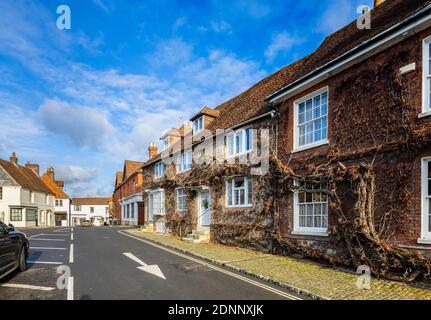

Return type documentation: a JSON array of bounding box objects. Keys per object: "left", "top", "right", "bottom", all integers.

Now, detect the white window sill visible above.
[
  {"left": 417, "top": 238, "right": 431, "bottom": 245},
  {"left": 292, "top": 230, "right": 329, "bottom": 237},
  {"left": 227, "top": 150, "right": 253, "bottom": 159},
  {"left": 226, "top": 205, "right": 253, "bottom": 209},
  {"left": 418, "top": 111, "right": 431, "bottom": 119},
  {"left": 292, "top": 140, "right": 329, "bottom": 154}
]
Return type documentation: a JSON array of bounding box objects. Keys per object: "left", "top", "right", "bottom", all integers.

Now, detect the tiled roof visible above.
[
  {"left": 41, "top": 174, "right": 70, "bottom": 199},
  {"left": 143, "top": 0, "right": 430, "bottom": 168},
  {"left": 268, "top": 0, "right": 431, "bottom": 101},
  {"left": 124, "top": 160, "right": 145, "bottom": 180},
  {"left": 0, "top": 159, "right": 54, "bottom": 194},
  {"left": 115, "top": 171, "right": 123, "bottom": 188},
  {"left": 72, "top": 198, "right": 111, "bottom": 206},
  {"left": 190, "top": 106, "right": 220, "bottom": 121}
]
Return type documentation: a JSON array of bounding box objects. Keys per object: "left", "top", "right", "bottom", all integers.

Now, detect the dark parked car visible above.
[{"left": 0, "top": 222, "right": 29, "bottom": 280}]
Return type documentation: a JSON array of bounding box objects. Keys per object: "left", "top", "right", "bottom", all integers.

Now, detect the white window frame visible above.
[
  {"left": 177, "top": 150, "right": 192, "bottom": 173},
  {"left": 176, "top": 188, "right": 187, "bottom": 212},
  {"left": 421, "top": 37, "right": 431, "bottom": 117},
  {"left": 163, "top": 138, "right": 170, "bottom": 150},
  {"left": 225, "top": 177, "right": 253, "bottom": 208},
  {"left": 193, "top": 116, "right": 204, "bottom": 134},
  {"left": 154, "top": 162, "right": 165, "bottom": 179},
  {"left": 293, "top": 87, "right": 329, "bottom": 152},
  {"left": 293, "top": 183, "right": 329, "bottom": 236},
  {"left": 226, "top": 127, "right": 253, "bottom": 158},
  {"left": 149, "top": 189, "right": 165, "bottom": 217},
  {"left": 420, "top": 157, "right": 431, "bottom": 242},
  {"left": 74, "top": 205, "right": 81, "bottom": 212}
]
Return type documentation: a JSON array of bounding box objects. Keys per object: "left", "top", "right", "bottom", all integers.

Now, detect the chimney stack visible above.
[
  {"left": 148, "top": 142, "right": 158, "bottom": 159},
  {"left": 47, "top": 167, "right": 55, "bottom": 181},
  {"left": 25, "top": 162, "right": 40, "bottom": 176},
  {"left": 10, "top": 152, "right": 18, "bottom": 165},
  {"left": 55, "top": 180, "right": 64, "bottom": 190},
  {"left": 374, "top": 0, "right": 385, "bottom": 7}
]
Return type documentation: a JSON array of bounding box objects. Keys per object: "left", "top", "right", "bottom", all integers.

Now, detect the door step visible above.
[{"left": 182, "top": 230, "right": 210, "bottom": 244}]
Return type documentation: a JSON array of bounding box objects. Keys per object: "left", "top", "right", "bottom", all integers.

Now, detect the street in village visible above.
[{"left": 0, "top": 226, "right": 305, "bottom": 300}]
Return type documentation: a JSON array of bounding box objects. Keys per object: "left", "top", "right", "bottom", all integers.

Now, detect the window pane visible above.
[
  {"left": 246, "top": 129, "right": 252, "bottom": 151},
  {"left": 247, "top": 178, "right": 253, "bottom": 205},
  {"left": 234, "top": 189, "right": 239, "bottom": 205},
  {"left": 299, "top": 102, "right": 305, "bottom": 117},
  {"left": 298, "top": 192, "right": 305, "bottom": 203},
  {"left": 236, "top": 131, "right": 243, "bottom": 154},
  {"left": 240, "top": 189, "right": 245, "bottom": 205},
  {"left": 227, "top": 135, "right": 234, "bottom": 156},
  {"left": 305, "top": 100, "right": 313, "bottom": 122},
  {"left": 235, "top": 178, "right": 245, "bottom": 188},
  {"left": 227, "top": 181, "right": 232, "bottom": 206}
]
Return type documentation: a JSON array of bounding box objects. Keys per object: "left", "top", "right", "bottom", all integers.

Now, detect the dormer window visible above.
[
  {"left": 163, "top": 138, "right": 169, "bottom": 150},
  {"left": 155, "top": 162, "right": 165, "bottom": 179},
  {"left": 193, "top": 117, "right": 204, "bottom": 134}
]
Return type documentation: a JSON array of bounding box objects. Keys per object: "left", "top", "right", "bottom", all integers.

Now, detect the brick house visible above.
[
  {"left": 114, "top": 0, "right": 431, "bottom": 277},
  {"left": 41, "top": 167, "right": 71, "bottom": 226},
  {"left": 246, "top": 0, "right": 431, "bottom": 263},
  {"left": 112, "top": 160, "right": 145, "bottom": 226}
]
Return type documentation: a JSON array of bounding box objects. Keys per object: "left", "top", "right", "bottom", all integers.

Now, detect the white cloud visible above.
[
  {"left": 56, "top": 165, "right": 99, "bottom": 184},
  {"left": 210, "top": 20, "right": 232, "bottom": 33},
  {"left": 93, "top": 0, "right": 114, "bottom": 14},
  {"left": 146, "top": 38, "right": 194, "bottom": 67},
  {"left": 39, "top": 99, "right": 115, "bottom": 149},
  {"left": 265, "top": 32, "right": 302, "bottom": 62}
]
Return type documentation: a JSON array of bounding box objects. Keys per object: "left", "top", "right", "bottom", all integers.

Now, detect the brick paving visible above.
[{"left": 125, "top": 229, "right": 431, "bottom": 300}]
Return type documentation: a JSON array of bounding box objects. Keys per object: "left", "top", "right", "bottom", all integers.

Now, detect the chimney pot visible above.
[
  {"left": 10, "top": 152, "right": 18, "bottom": 165},
  {"left": 374, "top": 0, "right": 385, "bottom": 7},
  {"left": 148, "top": 142, "right": 158, "bottom": 159},
  {"left": 25, "top": 162, "right": 40, "bottom": 176},
  {"left": 47, "top": 167, "right": 55, "bottom": 181}
]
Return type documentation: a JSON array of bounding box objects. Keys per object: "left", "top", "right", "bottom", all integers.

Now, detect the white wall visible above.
[
  {"left": 71, "top": 204, "right": 109, "bottom": 225},
  {"left": 0, "top": 186, "right": 55, "bottom": 227}
]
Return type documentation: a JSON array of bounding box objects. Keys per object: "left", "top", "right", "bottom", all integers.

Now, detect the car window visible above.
[{"left": 0, "top": 224, "right": 8, "bottom": 235}]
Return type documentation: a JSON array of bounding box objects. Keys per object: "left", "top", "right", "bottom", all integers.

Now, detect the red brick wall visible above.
[
  {"left": 113, "top": 171, "right": 144, "bottom": 223},
  {"left": 276, "top": 27, "right": 431, "bottom": 249}
]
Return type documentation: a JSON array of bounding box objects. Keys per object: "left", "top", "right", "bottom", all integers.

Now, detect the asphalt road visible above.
[{"left": 0, "top": 227, "right": 306, "bottom": 300}]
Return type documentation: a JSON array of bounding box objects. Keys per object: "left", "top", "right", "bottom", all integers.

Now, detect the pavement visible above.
[
  {"left": 0, "top": 226, "right": 306, "bottom": 300},
  {"left": 125, "top": 230, "right": 431, "bottom": 300}
]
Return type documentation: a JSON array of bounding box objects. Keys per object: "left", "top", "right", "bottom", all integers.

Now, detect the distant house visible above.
[
  {"left": 41, "top": 167, "right": 71, "bottom": 227},
  {"left": 0, "top": 152, "right": 55, "bottom": 227},
  {"left": 112, "top": 160, "right": 145, "bottom": 226},
  {"left": 71, "top": 198, "right": 110, "bottom": 226}
]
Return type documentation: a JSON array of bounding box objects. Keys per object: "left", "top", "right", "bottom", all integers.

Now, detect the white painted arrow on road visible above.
[{"left": 123, "top": 252, "right": 166, "bottom": 280}]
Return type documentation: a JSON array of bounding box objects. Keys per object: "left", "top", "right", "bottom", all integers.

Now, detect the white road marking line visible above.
[
  {"left": 71, "top": 233, "right": 74, "bottom": 241},
  {"left": 30, "top": 233, "right": 68, "bottom": 238},
  {"left": 29, "top": 238, "right": 66, "bottom": 242},
  {"left": 28, "top": 261, "right": 63, "bottom": 265},
  {"left": 69, "top": 244, "right": 74, "bottom": 263},
  {"left": 71, "top": 227, "right": 74, "bottom": 232},
  {"left": 120, "top": 231, "right": 301, "bottom": 300},
  {"left": 123, "top": 252, "right": 166, "bottom": 280},
  {"left": 123, "top": 252, "right": 147, "bottom": 266},
  {"left": 30, "top": 247, "right": 67, "bottom": 250},
  {"left": 67, "top": 276, "right": 74, "bottom": 300},
  {"left": 1, "top": 283, "right": 55, "bottom": 291}
]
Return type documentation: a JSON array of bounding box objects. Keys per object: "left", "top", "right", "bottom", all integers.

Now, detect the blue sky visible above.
[{"left": 0, "top": 0, "right": 373, "bottom": 197}]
